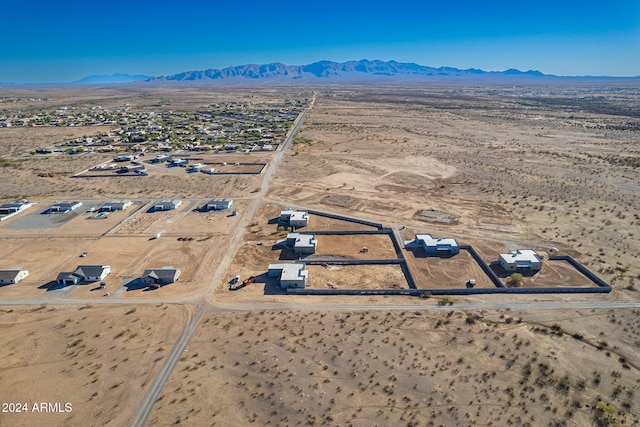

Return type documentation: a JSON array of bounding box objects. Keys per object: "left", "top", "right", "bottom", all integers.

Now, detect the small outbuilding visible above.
[
  {"left": 498, "top": 249, "right": 542, "bottom": 272},
  {"left": 268, "top": 262, "right": 308, "bottom": 289},
  {"left": 0, "top": 268, "right": 29, "bottom": 284}
]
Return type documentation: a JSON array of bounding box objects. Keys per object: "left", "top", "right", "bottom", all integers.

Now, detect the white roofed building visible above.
[
  {"left": 498, "top": 250, "right": 542, "bottom": 272},
  {"left": 407, "top": 234, "right": 460, "bottom": 255},
  {"left": 268, "top": 262, "right": 308, "bottom": 289},
  {"left": 286, "top": 233, "right": 317, "bottom": 255}
]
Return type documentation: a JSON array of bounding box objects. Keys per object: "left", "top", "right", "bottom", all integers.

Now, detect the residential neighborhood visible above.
[{"left": 4, "top": 101, "right": 307, "bottom": 156}]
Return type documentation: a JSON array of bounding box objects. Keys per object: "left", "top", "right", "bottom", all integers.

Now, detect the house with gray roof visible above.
[
  {"left": 100, "top": 200, "right": 132, "bottom": 212},
  {"left": 205, "top": 198, "right": 233, "bottom": 211},
  {"left": 153, "top": 199, "right": 182, "bottom": 211},
  {"left": 0, "top": 268, "right": 29, "bottom": 284},
  {"left": 0, "top": 200, "right": 33, "bottom": 216},
  {"left": 141, "top": 266, "right": 181, "bottom": 286},
  {"left": 56, "top": 265, "right": 110, "bottom": 285},
  {"left": 49, "top": 201, "right": 82, "bottom": 213}
]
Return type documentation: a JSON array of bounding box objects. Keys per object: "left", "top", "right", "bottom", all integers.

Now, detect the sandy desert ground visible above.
[
  {"left": 0, "top": 304, "right": 191, "bottom": 427},
  {"left": 148, "top": 308, "right": 640, "bottom": 426},
  {"left": 0, "top": 83, "right": 639, "bottom": 426}
]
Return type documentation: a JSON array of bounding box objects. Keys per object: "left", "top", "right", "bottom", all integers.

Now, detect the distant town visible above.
[{"left": 1, "top": 99, "right": 308, "bottom": 155}]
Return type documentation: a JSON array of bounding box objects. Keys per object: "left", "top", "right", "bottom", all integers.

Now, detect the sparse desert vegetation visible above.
[
  {"left": 0, "top": 83, "right": 639, "bottom": 426},
  {"left": 150, "top": 309, "right": 640, "bottom": 426}
]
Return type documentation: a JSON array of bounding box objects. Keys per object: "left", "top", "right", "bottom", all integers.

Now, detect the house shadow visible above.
[
  {"left": 38, "top": 280, "right": 71, "bottom": 292},
  {"left": 145, "top": 206, "right": 157, "bottom": 214},
  {"left": 278, "top": 248, "right": 299, "bottom": 261},
  {"left": 406, "top": 247, "right": 458, "bottom": 259},
  {"left": 262, "top": 274, "right": 287, "bottom": 296},
  {"left": 124, "top": 278, "right": 150, "bottom": 291},
  {"left": 267, "top": 217, "right": 281, "bottom": 225},
  {"left": 490, "top": 262, "right": 540, "bottom": 278}
]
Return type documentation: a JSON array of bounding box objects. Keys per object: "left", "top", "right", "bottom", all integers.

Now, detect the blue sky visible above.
[{"left": 1, "top": 0, "right": 639, "bottom": 82}]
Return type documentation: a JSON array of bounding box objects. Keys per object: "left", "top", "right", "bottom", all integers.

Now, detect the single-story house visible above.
[
  {"left": 114, "top": 155, "right": 134, "bottom": 162},
  {"left": 0, "top": 200, "right": 33, "bottom": 216},
  {"left": 153, "top": 199, "right": 182, "bottom": 211},
  {"left": 56, "top": 265, "right": 111, "bottom": 285},
  {"left": 141, "top": 267, "right": 181, "bottom": 286},
  {"left": 407, "top": 234, "right": 460, "bottom": 255},
  {"left": 119, "top": 164, "right": 145, "bottom": 173},
  {"left": 49, "top": 201, "right": 82, "bottom": 213},
  {"left": 205, "top": 198, "right": 233, "bottom": 211},
  {"left": 268, "top": 262, "right": 308, "bottom": 289},
  {"left": 287, "top": 233, "right": 317, "bottom": 255},
  {"left": 0, "top": 268, "right": 29, "bottom": 284},
  {"left": 151, "top": 154, "right": 171, "bottom": 163},
  {"left": 498, "top": 250, "right": 542, "bottom": 272},
  {"left": 280, "top": 209, "right": 309, "bottom": 228},
  {"left": 187, "top": 163, "right": 205, "bottom": 172},
  {"left": 100, "top": 200, "right": 132, "bottom": 212},
  {"left": 169, "top": 158, "right": 188, "bottom": 166}
]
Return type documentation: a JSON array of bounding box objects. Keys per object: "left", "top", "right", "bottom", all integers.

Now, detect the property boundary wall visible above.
[
  {"left": 278, "top": 209, "right": 611, "bottom": 296},
  {"left": 306, "top": 210, "right": 383, "bottom": 229},
  {"left": 288, "top": 286, "right": 612, "bottom": 296},
  {"left": 459, "top": 245, "right": 505, "bottom": 288}
]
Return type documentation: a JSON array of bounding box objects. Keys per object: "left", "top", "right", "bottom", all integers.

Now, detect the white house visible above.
[
  {"left": 153, "top": 199, "right": 182, "bottom": 211},
  {"left": 0, "top": 268, "right": 29, "bottom": 284},
  {"left": 280, "top": 209, "right": 309, "bottom": 228},
  {"left": 57, "top": 265, "right": 111, "bottom": 285},
  {"left": 49, "top": 201, "right": 82, "bottom": 213},
  {"left": 498, "top": 250, "right": 542, "bottom": 272},
  {"left": 287, "top": 233, "right": 317, "bottom": 255},
  {"left": 268, "top": 262, "right": 308, "bottom": 289},
  {"left": 205, "top": 198, "right": 233, "bottom": 211},
  {"left": 407, "top": 234, "right": 460, "bottom": 255}
]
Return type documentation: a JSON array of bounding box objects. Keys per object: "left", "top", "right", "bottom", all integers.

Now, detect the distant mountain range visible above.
[
  {"left": 72, "top": 73, "right": 151, "bottom": 84},
  {"left": 148, "top": 60, "right": 548, "bottom": 82},
  {"left": 3, "top": 60, "right": 636, "bottom": 86}
]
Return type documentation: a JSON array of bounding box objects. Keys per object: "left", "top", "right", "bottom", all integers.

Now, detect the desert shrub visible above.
[{"left": 506, "top": 273, "right": 524, "bottom": 287}]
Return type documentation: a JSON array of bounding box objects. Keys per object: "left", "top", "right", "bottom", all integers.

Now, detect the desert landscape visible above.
[{"left": 1, "top": 82, "right": 639, "bottom": 426}]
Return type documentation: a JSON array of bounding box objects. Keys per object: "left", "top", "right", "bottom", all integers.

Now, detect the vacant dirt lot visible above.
[
  {"left": 149, "top": 308, "right": 640, "bottom": 426},
  {"left": 314, "top": 234, "right": 397, "bottom": 260},
  {"left": 406, "top": 249, "right": 497, "bottom": 290},
  {"left": 0, "top": 304, "right": 190, "bottom": 427},
  {"left": 308, "top": 264, "right": 407, "bottom": 290}
]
